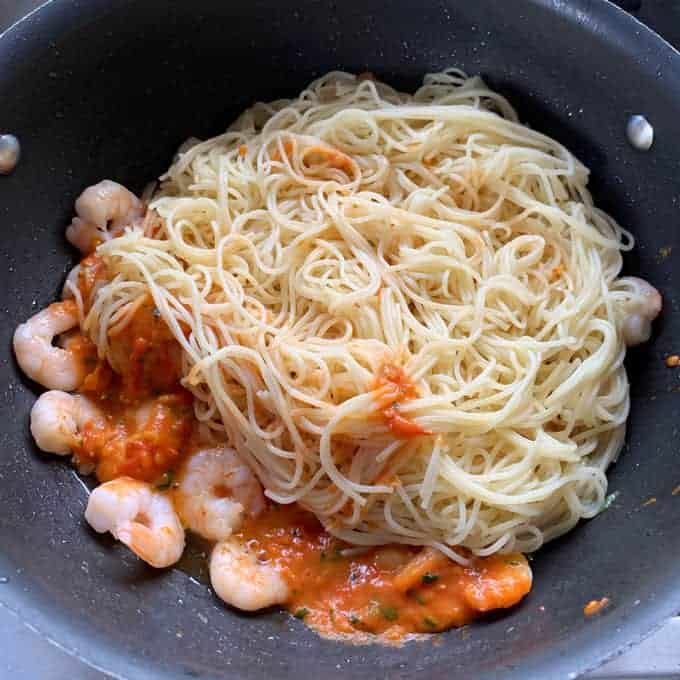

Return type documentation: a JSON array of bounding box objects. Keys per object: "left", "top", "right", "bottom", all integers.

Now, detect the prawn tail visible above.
[{"left": 116, "top": 521, "right": 183, "bottom": 568}]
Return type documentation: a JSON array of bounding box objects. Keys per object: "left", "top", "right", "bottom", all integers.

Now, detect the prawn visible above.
[
  {"left": 619, "top": 277, "right": 663, "bottom": 346},
  {"left": 174, "top": 446, "right": 265, "bottom": 541},
  {"left": 66, "top": 180, "right": 144, "bottom": 254},
  {"left": 85, "top": 477, "right": 185, "bottom": 568},
  {"left": 13, "top": 300, "right": 88, "bottom": 390},
  {"left": 30, "top": 390, "right": 103, "bottom": 455},
  {"left": 210, "top": 538, "right": 289, "bottom": 611}
]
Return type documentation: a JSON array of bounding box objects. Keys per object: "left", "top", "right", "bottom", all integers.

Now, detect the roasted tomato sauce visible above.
[
  {"left": 70, "top": 256, "right": 532, "bottom": 640},
  {"left": 373, "top": 363, "right": 431, "bottom": 438},
  {"left": 71, "top": 256, "right": 193, "bottom": 483}
]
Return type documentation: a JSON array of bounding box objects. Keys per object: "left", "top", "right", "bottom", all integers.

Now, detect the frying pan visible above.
[{"left": 1, "top": 0, "right": 679, "bottom": 678}]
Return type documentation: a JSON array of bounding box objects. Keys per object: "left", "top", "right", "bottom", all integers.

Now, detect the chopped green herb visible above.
[
  {"left": 349, "top": 614, "right": 361, "bottom": 626},
  {"left": 155, "top": 471, "right": 173, "bottom": 490},
  {"left": 320, "top": 545, "right": 343, "bottom": 562},
  {"left": 414, "top": 593, "right": 427, "bottom": 605},
  {"left": 423, "top": 617, "right": 438, "bottom": 628},
  {"left": 294, "top": 608, "right": 309, "bottom": 620},
  {"left": 422, "top": 572, "right": 439, "bottom": 584},
  {"left": 600, "top": 491, "right": 619, "bottom": 512},
  {"left": 380, "top": 605, "right": 399, "bottom": 621}
]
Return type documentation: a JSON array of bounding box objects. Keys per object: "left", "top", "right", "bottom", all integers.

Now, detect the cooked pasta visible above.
[{"left": 81, "top": 70, "right": 657, "bottom": 564}]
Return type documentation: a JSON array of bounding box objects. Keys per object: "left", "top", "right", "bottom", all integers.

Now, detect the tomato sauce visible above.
[
  {"left": 270, "top": 139, "right": 355, "bottom": 178},
  {"left": 77, "top": 253, "right": 109, "bottom": 304},
  {"left": 72, "top": 265, "right": 193, "bottom": 483},
  {"left": 373, "top": 363, "right": 431, "bottom": 438},
  {"left": 236, "top": 504, "right": 532, "bottom": 641},
  {"left": 61, "top": 324, "right": 99, "bottom": 380},
  {"left": 74, "top": 384, "right": 194, "bottom": 483},
  {"left": 301, "top": 145, "right": 355, "bottom": 175}
]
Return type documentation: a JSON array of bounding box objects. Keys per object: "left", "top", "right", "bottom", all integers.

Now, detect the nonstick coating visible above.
[{"left": 1, "top": 1, "right": 680, "bottom": 678}]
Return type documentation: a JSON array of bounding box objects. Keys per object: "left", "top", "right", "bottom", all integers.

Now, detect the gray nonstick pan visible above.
[{"left": 1, "top": 1, "right": 679, "bottom": 678}]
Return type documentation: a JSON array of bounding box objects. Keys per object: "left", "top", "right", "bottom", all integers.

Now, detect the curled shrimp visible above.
[
  {"left": 85, "top": 477, "right": 185, "bottom": 568},
  {"left": 66, "top": 180, "right": 144, "bottom": 254},
  {"left": 210, "top": 538, "right": 289, "bottom": 611},
  {"left": 174, "top": 446, "right": 265, "bottom": 541},
  {"left": 30, "top": 390, "right": 103, "bottom": 455},
  {"left": 13, "top": 300, "right": 88, "bottom": 390},
  {"left": 619, "top": 277, "right": 662, "bottom": 346}
]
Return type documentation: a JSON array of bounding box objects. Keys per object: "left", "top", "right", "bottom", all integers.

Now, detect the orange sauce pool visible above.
[
  {"left": 69, "top": 256, "right": 532, "bottom": 640},
  {"left": 235, "top": 504, "right": 532, "bottom": 641}
]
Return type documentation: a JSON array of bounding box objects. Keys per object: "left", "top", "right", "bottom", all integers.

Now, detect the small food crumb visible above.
[
  {"left": 238, "top": 145, "right": 248, "bottom": 157},
  {"left": 666, "top": 355, "right": 680, "bottom": 368},
  {"left": 672, "top": 484, "right": 680, "bottom": 496},
  {"left": 642, "top": 496, "right": 657, "bottom": 507},
  {"left": 584, "top": 597, "right": 610, "bottom": 617},
  {"left": 659, "top": 246, "right": 672, "bottom": 259},
  {"left": 550, "top": 265, "right": 564, "bottom": 282},
  {"left": 600, "top": 491, "right": 619, "bottom": 512}
]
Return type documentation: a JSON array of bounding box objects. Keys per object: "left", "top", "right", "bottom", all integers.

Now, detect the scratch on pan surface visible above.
[{"left": 71, "top": 470, "right": 91, "bottom": 498}]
